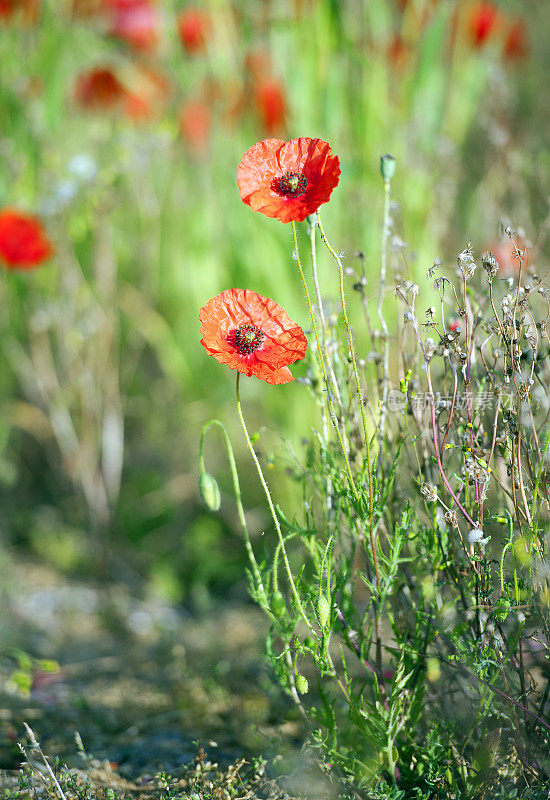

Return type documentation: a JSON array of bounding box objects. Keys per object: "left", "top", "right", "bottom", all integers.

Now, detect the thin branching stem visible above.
[
  {"left": 291, "top": 220, "right": 359, "bottom": 501},
  {"left": 377, "top": 178, "right": 391, "bottom": 446},
  {"left": 199, "top": 419, "right": 266, "bottom": 602},
  {"left": 235, "top": 373, "right": 313, "bottom": 631}
]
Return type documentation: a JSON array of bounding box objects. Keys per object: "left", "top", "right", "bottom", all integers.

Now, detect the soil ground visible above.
[{"left": 0, "top": 557, "right": 311, "bottom": 797}]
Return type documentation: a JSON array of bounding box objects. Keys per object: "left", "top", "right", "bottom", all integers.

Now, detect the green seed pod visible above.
[
  {"left": 317, "top": 596, "right": 331, "bottom": 628},
  {"left": 380, "top": 154, "right": 396, "bottom": 181},
  {"left": 199, "top": 472, "right": 221, "bottom": 512},
  {"left": 295, "top": 674, "right": 308, "bottom": 694},
  {"left": 270, "top": 590, "right": 286, "bottom": 618}
]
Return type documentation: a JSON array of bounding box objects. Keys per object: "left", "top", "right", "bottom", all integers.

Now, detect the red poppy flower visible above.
[
  {"left": 0, "top": 209, "right": 53, "bottom": 270},
  {"left": 503, "top": 18, "right": 528, "bottom": 60},
  {"left": 200, "top": 288, "right": 308, "bottom": 385},
  {"left": 177, "top": 8, "right": 209, "bottom": 54},
  {"left": 254, "top": 79, "right": 287, "bottom": 135},
  {"left": 73, "top": 67, "right": 126, "bottom": 111},
  {"left": 106, "top": 0, "right": 159, "bottom": 51},
  {"left": 237, "top": 137, "right": 340, "bottom": 224},
  {"left": 467, "top": 1, "right": 499, "bottom": 47}
]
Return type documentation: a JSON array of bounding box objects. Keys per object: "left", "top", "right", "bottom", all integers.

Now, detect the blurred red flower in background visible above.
[
  {"left": 467, "top": 1, "right": 499, "bottom": 47},
  {"left": 237, "top": 137, "right": 340, "bottom": 224},
  {"left": 177, "top": 8, "right": 209, "bottom": 54},
  {"left": 179, "top": 98, "right": 211, "bottom": 156},
  {"left": 73, "top": 64, "right": 169, "bottom": 120},
  {"left": 488, "top": 238, "right": 529, "bottom": 276},
  {"left": 0, "top": 0, "right": 40, "bottom": 23},
  {"left": 253, "top": 79, "right": 287, "bottom": 135},
  {"left": 106, "top": 0, "right": 159, "bottom": 51},
  {"left": 74, "top": 67, "right": 126, "bottom": 111},
  {"left": 503, "top": 18, "right": 528, "bottom": 60},
  {"left": 0, "top": 209, "right": 53, "bottom": 270},
  {"left": 200, "top": 288, "right": 308, "bottom": 385}
]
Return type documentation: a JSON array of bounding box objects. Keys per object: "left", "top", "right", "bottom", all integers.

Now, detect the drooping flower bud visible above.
[
  {"left": 199, "top": 472, "right": 221, "bottom": 512},
  {"left": 295, "top": 674, "right": 308, "bottom": 694}
]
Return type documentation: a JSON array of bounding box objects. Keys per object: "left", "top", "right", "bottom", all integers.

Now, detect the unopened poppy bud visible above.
[
  {"left": 317, "top": 596, "right": 331, "bottom": 628},
  {"left": 270, "top": 591, "right": 286, "bottom": 618},
  {"left": 199, "top": 472, "right": 221, "bottom": 512},
  {"left": 380, "top": 154, "right": 396, "bottom": 181},
  {"left": 295, "top": 674, "right": 308, "bottom": 694}
]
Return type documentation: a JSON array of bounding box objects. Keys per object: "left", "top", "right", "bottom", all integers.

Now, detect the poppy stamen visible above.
[
  {"left": 273, "top": 171, "right": 308, "bottom": 198},
  {"left": 234, "top": 323, "right": 265, "bottom": 354}
]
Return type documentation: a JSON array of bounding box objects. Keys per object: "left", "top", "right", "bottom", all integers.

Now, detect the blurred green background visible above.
[{"left": 0, "top": 0, "right": 548, "bottom": 609}]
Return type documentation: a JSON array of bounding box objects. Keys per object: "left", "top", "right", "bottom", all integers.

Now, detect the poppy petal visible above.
[
  {"left": 200, "top": 288, "right": 308, "bottom": 385},
  {"left": 237, "top": 137, "right": 340, "bottom": 223}
]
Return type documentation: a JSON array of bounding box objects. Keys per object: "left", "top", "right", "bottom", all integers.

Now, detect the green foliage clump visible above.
[{"left": 202, "top": 164, "right": 550, "bottom": 795}]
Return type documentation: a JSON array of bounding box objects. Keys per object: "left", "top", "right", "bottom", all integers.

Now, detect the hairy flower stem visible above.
[
  {"left": 235, "top": 373, "right": 312, "bottom": 631},
  {"left": 315, "top": 213, "right": 383, "bottom": 673},
  {"left": 315, "top": 215, "right": 379, "bottom": 588},
  {"left": 199, "top": 419, "right": 266, "bottom": 605},
  {"left": 316, "top": 213, "right": 370, "bottom": 455},
  {"left": 291, "top": 220, "right": 359, "bottom": 501},
  {"left": 377, "top": 178, "right": 391, "bottom": 448},
  {"left": 309, "top": 220, "right": 345, "bottom": 514},
  {"left": 309, "top": 219, "right": 346, "bottom": 419}
]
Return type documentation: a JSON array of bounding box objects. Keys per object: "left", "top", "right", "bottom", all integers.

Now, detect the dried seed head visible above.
[
  {"left": 457, "top": 244, "right": 476, "bottom": 279},
  {"left": 420, "top": 482, "right": 438, "bottom": 502},
  {"left": 444, "top": 509, "right": 458, "bottom": 527},
  {"left": 468, "top": 527, "right": 489, "bottom": 546},
  {"left": 482, "top": 252, "right": 500, "bottom": 279},
  {"left": 424, "top": 337, "right": 436, "bottom": 357}
]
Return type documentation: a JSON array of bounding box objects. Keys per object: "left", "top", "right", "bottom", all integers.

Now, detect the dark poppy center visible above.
[
  {"left": 272, "top": 171, "right": 308, "bottom": 198},
  {"left": 234, "top": 323, "right": 265, "bottom": 355}
]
